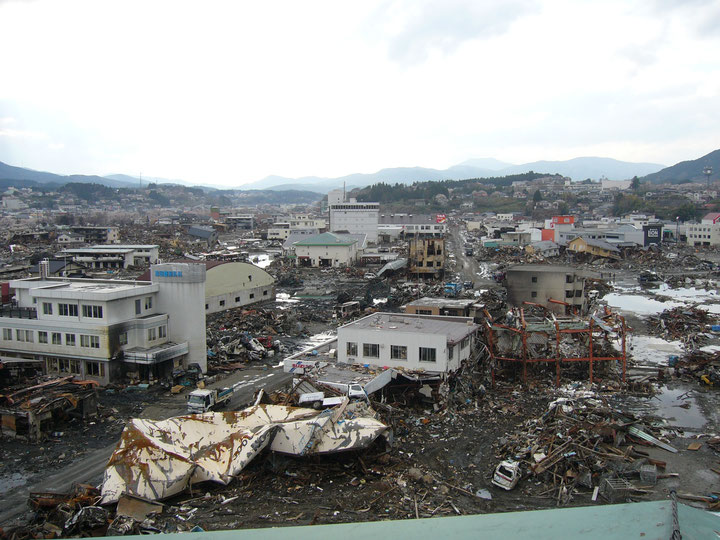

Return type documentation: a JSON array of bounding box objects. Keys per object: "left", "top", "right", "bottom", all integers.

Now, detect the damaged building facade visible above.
[
  {"left": 0, "top": 262, "right": 207, "bottom": 385},
  {"left": 504, "top": 264, "right": 591, "bottom": 315}
]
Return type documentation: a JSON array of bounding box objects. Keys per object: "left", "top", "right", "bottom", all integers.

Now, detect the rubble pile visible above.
[
  {"left": 673, "top": 349, "right": 720, "bottom": 385},
  {"left": 648, "top": 306, "right": 718, "bottom": 349},
  {"left": 492, "top": 394, "right": 676, "bottom": 504}
]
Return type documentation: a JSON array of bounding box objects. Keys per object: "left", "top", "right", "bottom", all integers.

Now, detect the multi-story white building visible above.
[
  {"left": 687, "top": 213, "right": 720, "bottom": 247},
  {"left": 328, "top": 192, "right": 379, "bottom": 243},
  {"left": 59, "top": 245, "right": 160, "bottom": 269},
  {"left": 0, "top": 262, "right": 207, "bottom": 385},
  {"left": 378, "top": 213, "right": 447, "bottom": 238},
  {"left": 336, "top": 312, "right": 478, "bottom": 373}
]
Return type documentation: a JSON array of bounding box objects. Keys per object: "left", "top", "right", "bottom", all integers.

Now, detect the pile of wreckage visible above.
[
  {"left": 648, "top": 305, "right": 719, "bottom": 350},
  {"left": 491, "top": 393, "right": 678, "bottom": 504},
  {"left": 0, "top": 376, "right": 98, "bottom": 441},
  {"left": 671, "top": 349, "right": 720, "bottom": 387}
]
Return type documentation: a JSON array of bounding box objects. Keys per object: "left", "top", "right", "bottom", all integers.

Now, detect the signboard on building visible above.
[{"left": 436, "top": 214, "right": 447, "bottom": 224}]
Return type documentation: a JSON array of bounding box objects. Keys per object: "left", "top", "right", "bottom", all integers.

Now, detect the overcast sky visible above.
[{"left": 1, "top": 0, "right": 718, "bottom": 186}]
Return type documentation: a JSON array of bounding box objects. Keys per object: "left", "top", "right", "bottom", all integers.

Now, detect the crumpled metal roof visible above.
[{"left": 101, "top": 402, "right": 389, "bottom": 503}]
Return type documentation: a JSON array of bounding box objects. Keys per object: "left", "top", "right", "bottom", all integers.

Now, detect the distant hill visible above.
[
  {"left": 247, "top": 156, "right": 666, "bottom": 192},
  {"left": 0, "top": 161, "right": 137, "bottom": 189},
  {"left": 641, "top": 149, "right": 720, "bottom": 184}
]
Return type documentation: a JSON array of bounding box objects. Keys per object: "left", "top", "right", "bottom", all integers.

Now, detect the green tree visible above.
[{"left": 630, "top": 176, "right": 640, "bottom": 191}]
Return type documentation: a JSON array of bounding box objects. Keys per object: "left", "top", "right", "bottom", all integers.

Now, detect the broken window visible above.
[
  {"left": 87, "top": 361, "right": 105, "bottom": 377},
  {"left": 347, "top": 341, "right": 357, "bottom": 356},
  {"left": 419, "top": 347, "right": 436, "bottom": 362},
  {"left": 390, "top": 345, "right": 407, "bottom": 360},
  {"left": 363, "top": 343, "right": 380, "bottom": 358}
]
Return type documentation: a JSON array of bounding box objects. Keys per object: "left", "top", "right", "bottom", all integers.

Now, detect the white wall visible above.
[
  {"left": 152, "top": 263, "right": 207, "bottom": 371},
  {"left": 337, "top": 327, "right": 451, "bottom": 371}
]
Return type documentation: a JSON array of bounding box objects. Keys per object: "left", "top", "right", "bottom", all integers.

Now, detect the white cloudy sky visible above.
[{"left": 1, "top": 0, "right": 719, "bottom": 186}]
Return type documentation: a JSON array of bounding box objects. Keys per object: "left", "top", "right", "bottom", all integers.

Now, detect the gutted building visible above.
[
  {"left": 409, "top": 237, "right": 445, "bottom": 279},
  {"left": 504, "top": 264, "right": 591, "bottom": 315}
]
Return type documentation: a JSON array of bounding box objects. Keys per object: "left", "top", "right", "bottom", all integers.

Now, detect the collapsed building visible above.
[{"left": 0, "top": 376, "right": 98, "bottom": 440}]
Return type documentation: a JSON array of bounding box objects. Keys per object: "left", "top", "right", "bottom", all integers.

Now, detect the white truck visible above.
[
  {"left": 297, "top": 382, "right": 368, "bottom": 409},
  {"left": 187, "top": 387, "right": 234, "bottom": 413}
]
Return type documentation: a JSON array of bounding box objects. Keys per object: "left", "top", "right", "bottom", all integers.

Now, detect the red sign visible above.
[{"left": 436, "top": 214, "right": 447, "bottom": 224}]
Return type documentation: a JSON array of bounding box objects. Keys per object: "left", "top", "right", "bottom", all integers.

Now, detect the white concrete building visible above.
[
  {"left": 687, "top": 213, "right": 720, "bottom": 247},
  {"left": 336, "top": 312, "right": 479, "bottom": 373},
  {"left": 0, "top": 263, "right": 207, "bottom": 385},
  {"left": 59, "top": 245, "right": 159, "bottom": 269},
  {"left": 292, "top": 232, "right": 361, "bottom": 268},
  {"left": 378, "top": 213, "right": 447, "bottom": 238},
  {"left": 329, "top": 193, "right": 379, "bottom": 243}
]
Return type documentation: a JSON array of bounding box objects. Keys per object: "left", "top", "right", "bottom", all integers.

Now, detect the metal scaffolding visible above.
[{"left": 484, "top": 301, "right": 627, "bottom": 386}]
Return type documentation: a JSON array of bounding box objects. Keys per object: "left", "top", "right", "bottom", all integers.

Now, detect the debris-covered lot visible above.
[{"left": 4, "top": 242, "right": 720, "bottom": 537}]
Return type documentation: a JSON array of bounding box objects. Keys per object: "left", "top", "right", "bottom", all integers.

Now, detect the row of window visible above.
[
  {"left": 528, "top": 290, "right": 583, "bottom": 299},
  {"left": 208, "top": 290, "right": 270, "bottom": 309},
  {"left": 46, "top": 357, "right": 105, "bottom": 377},
  {"left": 346, "top": 339, "right": 470, "bottom": 362},
  {"left": 2, "top": 325, "right": 167, "bottom": 347},
  {"left": 41, "top": 302, "right": 103, "bottom": 318},
  {"left": 2, "top": 328, "right": 97, "bottom": 348}
]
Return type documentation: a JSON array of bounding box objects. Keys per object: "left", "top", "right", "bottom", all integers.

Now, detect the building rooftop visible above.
[
  {"left": 294, "top": 232, "right": 358, "bottom": 247},
  {"left": 341, "top": 312, "right": 478, "bottom": 345},
  {"left": 378, "top": 213, "right": 442, "bottom": 225},
  {"left": 10, "top": 277, "right": 156, "bottom": 299},
  {"left": 507, "top": 264, "right": 578, "bottom": 273},
  {"left": 404, "top": 297, "right": 478, "bottom": 309}
]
